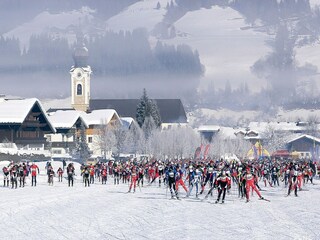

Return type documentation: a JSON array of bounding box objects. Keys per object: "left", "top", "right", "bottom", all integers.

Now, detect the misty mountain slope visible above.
[
  {"left": 163, "top": 6, "right": 271, "bottom": 91},
  {"left": 104, "top": 2, "right": 272, "bottom": 91},
  {"left": 106, "top": 0, "right": 171, "bottom": 33},
  {"left": 4, "top": 7, "right": 95, "bottom": 50}
]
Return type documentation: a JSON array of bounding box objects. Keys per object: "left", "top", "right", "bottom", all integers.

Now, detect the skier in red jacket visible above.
[
  {"left": 128, "top": 165, "right": 138, "bottom": 193},
  {"left": 101, "top": 166, "right": 107, "bottom": 184},
  {"left": 244, "top": 167, "right": 264, "bottom": 202},
  {"left": 30, "top": 163, "right": 40, "bottom": 187}
]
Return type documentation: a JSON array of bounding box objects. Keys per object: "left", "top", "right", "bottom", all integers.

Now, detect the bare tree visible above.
[
  {"left": 93, "top": 121, "right": 117, "bottom": 159},
  {"left": 306, "top": 114, "right": 319, "bottom": 137}
]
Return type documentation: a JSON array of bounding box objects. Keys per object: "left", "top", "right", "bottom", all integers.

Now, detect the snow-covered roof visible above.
[
  {"left": 0, "top": 98, "right": 55, "bottom": 132},
  {"left": 198, "top": 125, "right": 220, "bottom": 132},
  {"left": 47, "top": 110, "right": 88, "bottom": 129},
  {"left": 234, "top": 129, "right": 247, "bottom": 134},
  {"left": 121, "top": 117, "right": 134, "bottom": 129},
  {"left": 287, "top": 134, "right": 320, "bottom": 144},
  {"left": 81, "top": 109, "right": 121, "bottom": 126},
  {"left": 0, "top": 98, "right": 38, "bottom": 123},
  {"left": 248, "top": 122, "right": 303, "bottom": 133}
]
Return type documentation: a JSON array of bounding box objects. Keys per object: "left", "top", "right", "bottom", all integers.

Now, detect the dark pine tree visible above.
[{"left": 136, "top": 88, "right": 162, "bottom": 128}]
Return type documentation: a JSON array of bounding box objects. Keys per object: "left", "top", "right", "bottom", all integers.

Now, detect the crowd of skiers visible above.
[{"left": 1, "top": 157, "right": 319, "bottom": 203}]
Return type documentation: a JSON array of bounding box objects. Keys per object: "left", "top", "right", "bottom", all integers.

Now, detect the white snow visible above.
[
  {"left": 106, "top": 0, "right": 169, "bottom": 32},
  {"left": 0, "top": 160, "right": 319, "bottom": 239}
]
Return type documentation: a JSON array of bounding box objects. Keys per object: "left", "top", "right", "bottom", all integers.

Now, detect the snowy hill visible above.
[{"left": 4, "top": 7, "right": 95, "bottom": 50}]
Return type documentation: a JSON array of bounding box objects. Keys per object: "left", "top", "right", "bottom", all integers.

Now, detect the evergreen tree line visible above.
[{"left": 0, "top": 30, "right": 203, "bottom": 76}]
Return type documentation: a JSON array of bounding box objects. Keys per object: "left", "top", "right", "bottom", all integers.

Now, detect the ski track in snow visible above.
[{"left": 0, "top": 163, "right": 319, "bottom": 240}]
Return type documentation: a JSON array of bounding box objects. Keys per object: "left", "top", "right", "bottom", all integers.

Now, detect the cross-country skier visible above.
[
  {"left": 113, "top": 163, "right": 120, "bottom": 185},
  {"left": 137, "top": 164, "right": 145, "bottom": 187},
  {"left": 48, "top": 166, "right": 55, "bottom": 186},
  {"left": 175, "top": 165, "right": 188, "bottom": 194},
  {"left": 57, "top": 167, "right": 63, "bottom": 182},
  {"left": 215, "top": 171, "right": 231, "bottom": 204},
  {"left": 262, "top": 167, "right": 272, "bottom": 187},
  {"left": 288, "top": 170, "right": 298, "bottom": 197},
  {"left": 67, "top": 163, "right": 75, "bottom": 187},
  {"left": 89, "top": 164, "right": 95, "bottom": 184},
  {"left": 187, "top": 166, "right": 202, "bottom": 198},
  {"left": 158, "top": 161, "right": 164, "bottom": 186},
  {"left": 166, "top": 165, "right": 179, "bottom": 199},
  {"left": 18, "top": 163, "right": 26, "bottom": 187},
  {"left": 30, "top": 163, "right": 40, "bottom": 187},
  {"left": 244, "top": 168, "right": 264, "bottom": 202},
  {"left": 101, "top": 166, "right": 107, "bottom": 184},
  {"left": 271, "top": 167, "right": 279, "bottom": 186},
  {"left": 200, "top": 161, "right": 215, "bottom": 194},
  {"left": 128, "top": 165, "right": 138, "bottom": 193},
  {"left": 82, "top": 166, "right": 90, "bottom": 187},
  {"left": 3, "top": 166, "right": 10, "bottom": 187},
  {"left": 10, "top": 164, "right": 18, "bottom": 189}
]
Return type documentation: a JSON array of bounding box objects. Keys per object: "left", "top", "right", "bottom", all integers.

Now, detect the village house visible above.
[
  {"left": 0, "top": 97, "right": 55, "bottom": 160},
  {"left": 46, "top": 110, "right": 87, "bottom": 160}
]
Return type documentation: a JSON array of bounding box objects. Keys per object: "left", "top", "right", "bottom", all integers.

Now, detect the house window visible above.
[
  {"left": 77, "top": 84, "right": 82, "bottom": 95},
  {"left": 88, "top": 137, "right": 92, "bottom": 143}
]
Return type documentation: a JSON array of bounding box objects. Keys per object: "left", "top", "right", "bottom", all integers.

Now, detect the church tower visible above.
[{"left": 70, "top": 32, "right": 92, "bottom": 112}]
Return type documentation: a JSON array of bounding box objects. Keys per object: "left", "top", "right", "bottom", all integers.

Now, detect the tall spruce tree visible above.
[
  {"left": 136, "top": 88, "right": 161, "bottom": 128},
  {"left": 74, "top": 122, "right": 91, "bottom": 163}
]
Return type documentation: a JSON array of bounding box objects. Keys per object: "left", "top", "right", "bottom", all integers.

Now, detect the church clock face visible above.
[{"left": 77, "top": 71, "right": 82, "bottom": 79}]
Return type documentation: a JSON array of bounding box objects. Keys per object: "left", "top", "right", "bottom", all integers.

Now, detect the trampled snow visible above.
[{"left": 0, "top": 161, "right": 319, "bottom": 240}]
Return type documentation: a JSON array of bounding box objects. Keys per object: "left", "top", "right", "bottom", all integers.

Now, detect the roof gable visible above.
[
  {"left": 0, "top": 98, "right": 55, "bottom": 133},
  {"left": 287, "top": 134, "right": 320, "bottom": 144}
]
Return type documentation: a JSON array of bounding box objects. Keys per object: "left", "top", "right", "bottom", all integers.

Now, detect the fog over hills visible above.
[{"left": 2, "top": 0, "right": 320, "bottom": 123}]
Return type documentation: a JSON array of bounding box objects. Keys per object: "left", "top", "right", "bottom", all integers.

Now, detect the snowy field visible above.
[{"left": 0, "top": 161, "right": 319, "bottom": 240}]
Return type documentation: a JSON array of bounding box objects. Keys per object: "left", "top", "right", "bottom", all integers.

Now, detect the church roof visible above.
[{"left": 89, "top": 99, "right": 188, "bottom": 124}]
